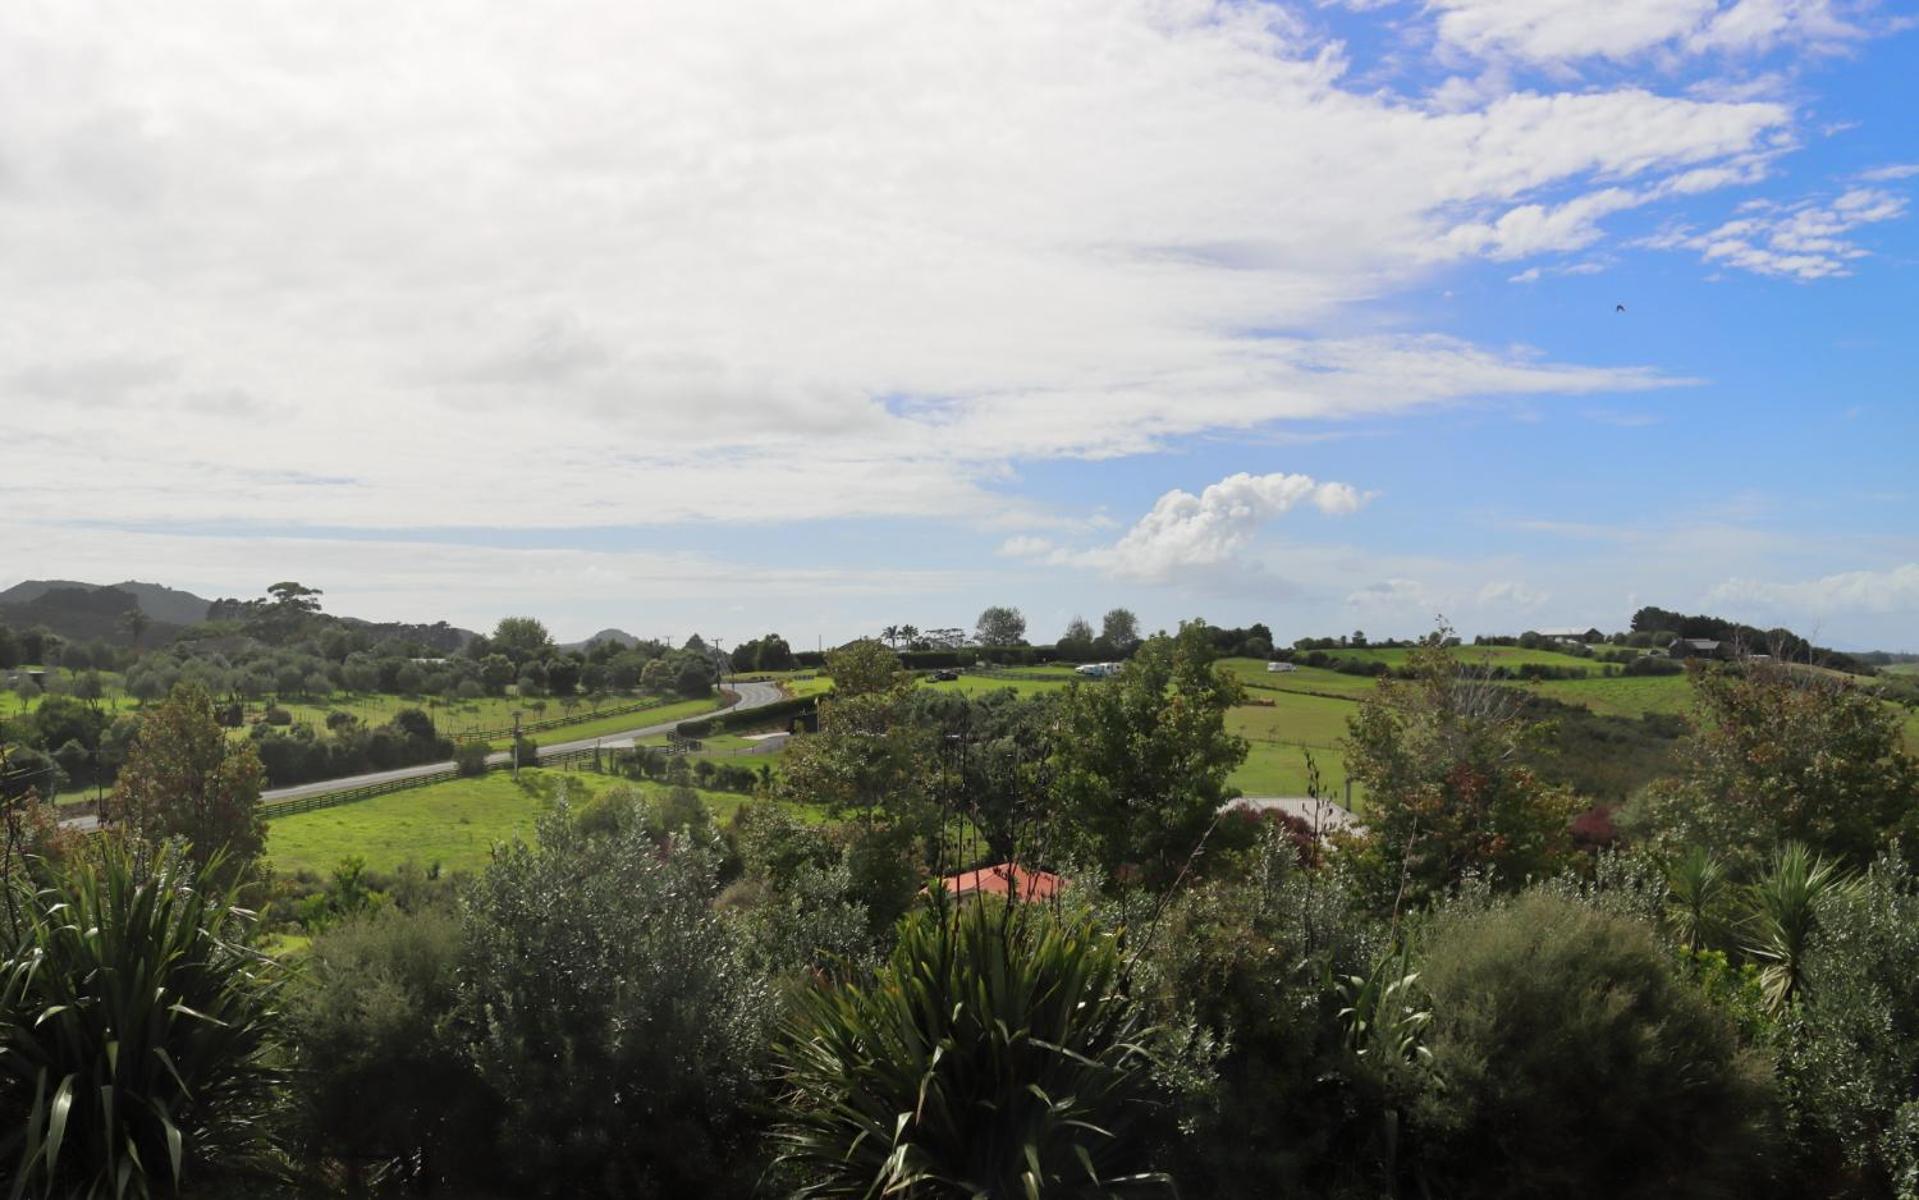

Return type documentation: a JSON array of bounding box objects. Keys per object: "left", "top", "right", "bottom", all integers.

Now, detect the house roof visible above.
[
  {"left": 936, "top": 862, "right": 1064, "bottom": 902},
  {"left": 1673, "top": 638, "right": 1722, "bottom": 650}
]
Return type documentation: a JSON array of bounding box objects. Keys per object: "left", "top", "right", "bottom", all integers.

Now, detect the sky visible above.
[{"left": 2, "top": 0, "right": 1916, "bottom": 649}]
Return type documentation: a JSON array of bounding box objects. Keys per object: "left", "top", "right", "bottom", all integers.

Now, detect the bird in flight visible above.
[{"left": 1615, "top": 303, "right": 1627, "bottom": 313}]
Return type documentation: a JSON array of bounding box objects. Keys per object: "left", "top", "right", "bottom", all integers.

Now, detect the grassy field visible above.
[
  {"left": 266, "top": 767, "right": 759, "bottom": 877},
  {"left": 1526, "top": 673, "right": 1694, "bottom": 718}
]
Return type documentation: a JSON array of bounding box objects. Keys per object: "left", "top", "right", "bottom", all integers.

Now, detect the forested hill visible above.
[{"left": 0, "top": 579, "right": 213, "bottom": 627}]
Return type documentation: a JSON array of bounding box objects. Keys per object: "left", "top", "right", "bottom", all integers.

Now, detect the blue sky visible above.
[{"left": 2, "top": 0, "right": 1915, "bottom": 648}]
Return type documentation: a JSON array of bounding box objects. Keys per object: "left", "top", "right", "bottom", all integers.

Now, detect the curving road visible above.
[
  {"left": 61, "top": 681, "right": 787, "bottom": 829},
  {"left": 258, "top": 679, "right": 785, "bottom": 803}
]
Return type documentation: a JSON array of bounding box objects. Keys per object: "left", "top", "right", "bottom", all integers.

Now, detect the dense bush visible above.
[
  {"left": 1411, "top": 892, "right": 1775, "bottom": 1200},
  {"left": 289, "top": 904, "right": 492, "bottom": 1192},
  {"left": 460, "top": 811, "right": 771, "bottom": 1198}
]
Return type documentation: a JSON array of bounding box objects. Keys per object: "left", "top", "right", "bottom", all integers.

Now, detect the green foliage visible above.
[
  {"left": 1412, "top": 892, "right": 1775, "bottom": 1200},
  {"left": 0, "top": 840, "right": 285, "bottom": 1198},
  {"left": 461, "top": 810, "right": 771, "bottom": 1198},
  {"left": 1126, "top": 829, "right": 1396, "bottom": 1199},
  {"left": 1663, "top": 845, "right": 1735, "bottom": 952},
  {"left": 1628, "top": 663, "right": 1919, "bottom": 869},
  {"left": 1340, "top": 634, "right": 1579, "bottom": 914},
  {"left": 453, "top": 738, "right": 489, "bottom": 776},
  {"left": 287, "top": 903, "right": 492, "bottom": 1193},
  {"left": 1777, "top": 856, "right": 1919, "bottom": 1197},
  {"left": 108, "top": 682, "right": 267, "bottom": 877},
  {"left": 1744, "top": 842, "right": 1859, "bottom": 1014},
  {"left": 1050, "top": 621, "right": 1247, "bottom": 889},
  {"left": 773, "top": 898, "right": 1171, "bottom": 1198}
]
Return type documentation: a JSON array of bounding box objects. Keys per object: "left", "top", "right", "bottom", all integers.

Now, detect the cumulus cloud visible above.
[
  {"left": 1709, "top": 563, "right": 1919, "bottom": 615},
  {"left": 1643, "top": 186, "right": 1909, "bottom": 278},
  {"left": 0, "top": 0, "right": 1802, "bottom": 533},
  {"left": 1030, "top": 472, "right": 1372, "bottom": 583}
]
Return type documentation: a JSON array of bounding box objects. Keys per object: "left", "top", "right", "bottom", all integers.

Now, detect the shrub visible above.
[
  {"left": 773, "top": 899, "right": 1172, "bottom": 1197},
  {"left": 288, "top": 904, "right": 495, "bottom": 1192},
  {"left": 0, "top": 840, "right": 286, "bottom": 1196},
  {"left": 1411, "top": 892, "right": 1775, "bottom": 1200},
  {"left": 454, "top": 739, "right": 490, "bottom": 777},
  {"left": 461, "top": 812, "right": 770, "bottom": 1198},
  {"left": 264, "top": 704, "right": 293, "bottom": 725}
]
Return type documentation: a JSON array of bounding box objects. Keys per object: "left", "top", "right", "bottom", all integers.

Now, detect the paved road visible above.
[
  {"left": 260, "top": 679, "right": 785, "bottom": 803},
  {"left": 61, "top": 680, "right": 787, "bottom": 827}
]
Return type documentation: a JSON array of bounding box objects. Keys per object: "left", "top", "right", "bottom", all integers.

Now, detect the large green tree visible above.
[
  {"left": 489, "top": 616, "right": 554, "bottom": 666},
  {"left": 108, "top": 681, "right": 267, "bottom": 873},
  {"left": 1627, "top": 662, "right": 1919, "bottom": 869},
  {"left": 973, "top": 605, "right": 1028, "bottom": 647},
  {"left": 1341, "top": 636, "right": 1577, "bottom": 915},
  {"left": 1050, "top": 621, "right": 1246, "bottom": 889}
]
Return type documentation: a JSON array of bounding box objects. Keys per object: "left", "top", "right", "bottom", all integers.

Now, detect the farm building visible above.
[
  {"left": 934, "top": 862, "right": 1064, "bottom": 903},
  {"left": 1668, "top": 638, "right": 1727, "bottom": 659}
]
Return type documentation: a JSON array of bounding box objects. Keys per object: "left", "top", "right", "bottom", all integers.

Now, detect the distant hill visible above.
[
  {"left": 563, "top": 628, "right": 640, "bottom": 652},
  {"left": 0, "top": 585, "right": 187, "bottom": 646},
  {"left": 0, "top": 579, "right": 212, "bottom": 626}
]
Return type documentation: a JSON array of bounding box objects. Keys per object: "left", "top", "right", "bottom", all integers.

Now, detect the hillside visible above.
[{"left": 0, "top": 579, "right": 212, "bottom": 626}]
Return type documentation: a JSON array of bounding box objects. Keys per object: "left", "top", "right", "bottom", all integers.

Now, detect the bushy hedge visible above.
[
  {"left": 250, "top": 708, "right": 455, "bottom": 786},
  {"left": 678, "top": 695, "right": 816, "bottom": 739}
]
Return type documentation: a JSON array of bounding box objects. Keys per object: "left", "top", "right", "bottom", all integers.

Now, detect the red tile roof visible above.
[{"left": 936, "top": 861, "right": 1064, "bottom": 902}]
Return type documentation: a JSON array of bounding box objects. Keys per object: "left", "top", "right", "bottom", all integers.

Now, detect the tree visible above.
[
  {"left": 773, "top": 900, "right": 1171, "bottom": 1198},
  {"left": 1050, "top": 621, "right": 1247, "bottom": 889},
  {"left": 1101, "top": 608, "right": 1141, "bottom": 653},
  {"left": 1058, "top": 615, "right": 1096, "bottom": 660},
  {"left": 119, "top": 607, "right": 152, "bottom": 652},
  {"left": 268, "top": 580, "right": 325, "bottom": 613},
  {"left": 1339, "top": 634, "right": 1578, "bottom": 915},
  {"left": 974, "top": 605, "right": 1028, "bottom": 647},
  {"left": 775, "top": 642, "right": 929, "bottom": 826},
  {"left": 490, "top": 616, "right": 554, "bottom": 666},
  {"left": 1626, "top": 662, "right": 1919, "bottom": 870},
  {"left": 108, "top": 682, "right": 267, "bottom": 874},
  {"left": 823, "top": 638, "right": 907, "bottom": 697},
  {"left": 1411, "top": 893, "right": 1774, "bottom": 1200}
]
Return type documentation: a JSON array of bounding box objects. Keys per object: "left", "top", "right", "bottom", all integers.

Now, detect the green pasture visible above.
[
  {"left": 266, "top": 768, "right": 758, "bottom": 878},
  {"left": 1525, "top": 674, "right": 1694, "bottom": 719},
  {"left": 1218, "top": 658, "right": 1382, "bottom": 699},
  {"left": 1315, "top": 645, "right": 1611, "bottom": 671}
]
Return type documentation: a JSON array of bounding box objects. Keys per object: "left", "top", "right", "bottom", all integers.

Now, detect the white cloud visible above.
[
  {"left": 0, "top": 1, "right": 1797, "bottom": 532},
  {"left": 1709, "top": 563, "right": 1919, "bottom": 615},
  {"left": 1429, "top": 0, "right": 1867, "bottom": 65},
  {"left": 1477, "top": 579, "right": 1551, "bottom": 611},
  {"left": 999, "top": 535, "right": 1057, "bottom": 558},
  {"left": 1644, "top": 185, "right": 1909, "bottom": 278},
  {"left": 1038, "top": 472, "right": 1372, "bottom": 583},
  {"left": 1857, "top": 162, "right": 1919, "bottom": 182}
]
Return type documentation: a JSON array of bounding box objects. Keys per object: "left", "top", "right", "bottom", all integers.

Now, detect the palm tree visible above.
[
  {"left": 880, "top": 624, "right": 901, "bottom": 649},
  {"left": 1744, "top": 842, "right": 1857, "bottom": 1013},
  {"left": 1663, "top": 846, "right": 1732, "bottom": 953},
  {"left": 898, "top": 624, "right": 921, "bottom": 649}
]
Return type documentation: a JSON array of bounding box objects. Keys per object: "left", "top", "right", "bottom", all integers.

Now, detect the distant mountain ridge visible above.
[
  {"left": 0, "top": 579, "right": 213, "bottom": 626},
  {"left": 562, "top": 628, "right": 640, "bottom": 652}
]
